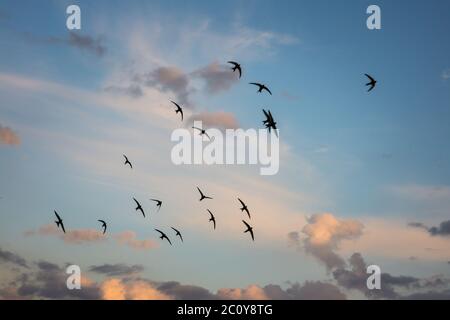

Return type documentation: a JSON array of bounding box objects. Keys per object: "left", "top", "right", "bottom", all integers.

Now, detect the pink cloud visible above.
[{"left": 0, "top": 124, "right": 20, "bottom": 145}]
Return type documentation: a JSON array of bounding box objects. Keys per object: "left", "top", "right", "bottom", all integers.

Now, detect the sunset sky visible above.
[{"left": 1, "top": 0, "right": 450, "bottom": 299}]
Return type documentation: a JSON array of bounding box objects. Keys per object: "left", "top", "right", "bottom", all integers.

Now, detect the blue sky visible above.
[{"left": 1, "top": 0, "right": 450, "bottom": 299}]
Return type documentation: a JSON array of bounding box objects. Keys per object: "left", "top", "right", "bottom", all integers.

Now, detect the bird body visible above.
[
  {"left": 249, "top": 82, "right": 272, "bottom": 95},
  {"left": 155, "top": 229, "right": 172, "bottom": 245},
  {"left": 207, "top": 209, "right": 216, "bottom": 230},
  {"left": 197, "top": 187, "right": 213, "bottom": 201},
  {"left": 262, "top": 109, "right": 278, "bottom": 137},
  {"left": 54, "top": 210, "right": 66, "bottom": 233},
  {"left": 98, "top": 219, "right": 107, "bottom": 234},
  {"left": 242, "top": 220, "right": 254, "bottom": 241},
  {"left": 133, "top": 198, "right": 145, "bottom": 217},
  {"left": 171, "top": 101, "right": 184, "bottom": 121},
  {"left": 123, "top": 154, "right": 133, "bottom": 169},
  {"left": 228, "top": 61, "right": 242, "bottom": 78},
  {"left": 192, "top": 127, "right": 211, "bottom": 140},
  {"left": 150, "top": 199, "right": 162, "bottom": 211},
  {"left": 365, "top": 74, "right": 377, "bottom": 92},
  {"left": 171, "top": 227, "right": 183, "bottom": 242},
  {"left": 238, "top": 198, "right": 251, "bottom": 219}
]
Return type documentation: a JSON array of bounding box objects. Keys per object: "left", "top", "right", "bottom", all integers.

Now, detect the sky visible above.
[{"left": 0, "top": 0, "right": 450, "bottom": 300}]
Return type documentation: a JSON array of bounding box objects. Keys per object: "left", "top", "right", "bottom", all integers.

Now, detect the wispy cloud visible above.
[
  {"left": 113, "top": 231, "right": 158, "bottom": 250},
  {"left": 0, "top": 123, "right": 20, "bottom": 145},
  {"left": 409, "top": 220, "right": 450, "bottom": 237}
]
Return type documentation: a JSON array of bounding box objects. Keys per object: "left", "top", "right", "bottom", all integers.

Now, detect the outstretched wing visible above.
[
  {"left": 238, "top": 198, "right": 246, "bottom": 207},
  {"left": 263, "top": 86, "right": 272, "bottom": 95},
  {"left": 242, "top": 220, "right": 251, "bottom": 230},
  {"left": 365, "top": 74, "right": 375, "bottom": 83},
  {"left": 54, "top": 210, "right": 62, "bottom": 222}
]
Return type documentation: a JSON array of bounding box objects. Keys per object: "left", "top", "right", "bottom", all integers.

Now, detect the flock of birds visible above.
[{"left": 52, "top": 61, "right": 377, "bottom": 246}]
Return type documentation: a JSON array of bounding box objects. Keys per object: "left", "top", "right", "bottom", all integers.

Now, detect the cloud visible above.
[
  {"left": 389, "top": 184, "right": 450, "bottom": 200},
  {"left": 103, "top": 84, "right": 143, "bottom": 98},
  {"left": 192, "top": 61, "right": 239, "bottom": 94},
  {"left": 409, "top": 220, "right": 450, "bottom": 237},
  {"left": 217, "top": 285, "right": 269, "bottom": 300},
  {"left": 23, "top": 31, "right": 106, "bottom": 57},
  {"left": 89, "top": 264, "right": 144, "bottom": 276},
  {"left": 0, "top": 248, "right": 28, "bottom": 268},
  {"left": 295, "top": 213, "right": 364, "bottom": 270},
  {"left": 113, "top": 231, "right": 158, "bottom": 250},
  {"left": 101, "top": 278, "right": 172, "bottom": 300},
  {"left": 188, "top": 110, "right": 239, "bottom": 130},
  {"left": 0, "top": 124, "right": 20, "bottom": 145},
  {"left": 25, "top": 224, "right": 105, "bottom": 244},
  {"left": 134, "top": 66, "right": 192, "bottom": 106},
  {"left": 442, "top": 69, "right": 450, "bottom": 80}
]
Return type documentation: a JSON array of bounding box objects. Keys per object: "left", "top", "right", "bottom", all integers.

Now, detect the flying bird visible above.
[
  {"left": 98, "top": 220, "right": 107, "bottom": 234},
  {"left": 133, "top": 198, "right": 145, "bottom": 217},
  {"left": 238, "top": 198, "right": 251, "bottom": 219},
  {"left": 171, "top": 100, "right": 184, "bottom": 121},
  {"left": 150, "top": 199, "right": 162, "bottom": 212},
  {"left": 171, "top": 227, "right": 183, "bottom": 242},
  {"left": 249, "top": 82, "right": 272, "bottom": 95},
  {"left": 155, "top": 229, "right": 172, "bottom": 245},
  {"left": 207, "top": 209, "right": 216, "bottom": 230},
  {"left": 192, "top": 126, "right": 211, "bottom": 140},
  {"left": 123, "top": 154, "right": 132, "bottom": 169},
  {"left": 197, "top": 187, "right": 213, "bottom": 201},
  {"left": 365, "top": 74, "right": 377, "bottom": 92},
  {"left": 262, "top": 109, "right": 278, "bottom": 137},
  {"left": 242, "top": 220, "right": 254, "bottom": 241},
  {"left": 228, "top": 61, "right": 242, "bottom": 78},
  {"left": 54, "top": 210, "right": 66, "bottom": 234}
]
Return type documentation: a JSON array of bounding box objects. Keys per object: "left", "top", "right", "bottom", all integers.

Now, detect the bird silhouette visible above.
[
  {"left": 262, "top": 109, "right": 278, "bottom": 137},
  {"left": 171, "top": 101, "right": 184, "bottom": 121},
  {"left": 171, "top": 227, "right": 183, "bottom": 242},
  {"left": 197, "top": 187, "right": 213, "bottom": 201},
  {"left": 155, "top": 229, "right": 172, "bottom": 245},
  {"left": 365, "top": 74, "right": 377, "bottom": 92},
  {"left": 150, "top": 199, "right": 162, "bottom": 212},
  {"left": 192, "top": 126, "right": 211, "bottom": 140},
  {"left": 98, "top": 220, "right": 107, "bottom": 234},
  {"left": 238, "top": 198, "right": 250, "bottom": 219},
  {"left": 207, "top": 209, "right": 216, "bottom": 230},
  {"left": 242, "top": 220, "right": 254, "bottom": 241},
  {"left": 123, "top": 154, "right": 132, "bottom": 169},
  {"left": 133, "top": 198, "right": 145, "bottom": 217},
  {"left": 54, "top": 210, "right": 66, "bottom": 233},
  {"left": 228, "top": 61, "right": 242, "bottom": 78},
  {"left": 249, "top": 82, "right": 272, "bottom": 95}
]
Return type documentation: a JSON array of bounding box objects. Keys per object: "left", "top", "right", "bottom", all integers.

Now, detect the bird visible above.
[
  {"left": 249, "top": 82, "right": 272, "bottom": 95},
  {"left": 54, "top": 210, "right": 66, "bottom": 234},
  {"left": 242, "top": 220, "right": 254, "bottom": 241},
  {"left": 365, "top": 74, "right": 377, "bottom": 92},
  {"left": 98, "top": 220, "right": 107, "bottom": 234},
  {"left": 155, "top": 229, "right": 172, "bottom": 245},
  {"left": 238, "top": 198, "right": 250, "bottom": 219},
  {"left": 133, "top": 198, "right": 145, "bottom": 217},
  {"left": 171, "top": 100, "right": 183, "bottom": 121},
  {"left": 262, "top": 109, "right": 278, "bottom": 137},
  {"left": 123, "top": 154, "right": 132, "bottom": 169},
  {"left": 150, "top": 199, "right": 162, "bottom": 212},
  {"left": 171, "top": 227, "right": 183, "bottom": 242},
  {"left": 192, "top": 126, "right": 211, "bottom": 140},
  {"left": 207, "top": 209, "right": 216, "bottom": 230},
  {"left": 227, "top": 61, "right": 242, "bottom": 78},
  {"left": 197, "top": 187, "right": 213, "bottom": 201}
]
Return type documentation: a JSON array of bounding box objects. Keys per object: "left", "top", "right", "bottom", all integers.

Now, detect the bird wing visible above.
[
  {"left": 249, "top": 229, "right": 254, "bottom": 241},
  {"left": 249, "top": 82, "right": 261, "bottom": 88},
  {"left": 365, "top": 74, "right": 375, "bottom": 82},
  {"left": 238, "top": 198, "right": 246, "bottom": 207},
  {"left": 264, "top": 87, "right": 272, "bottom": 95},
  {"left": 242, "top": 220, "right": 251, "bottom": 230},
  {"left": 228, "top": 61, "right": 238, "bottom": 67},
  {"left": 54, "top": 210, "right": 62, "bottom": 222},
  {"left": 170, "top": 100, "right": 180, "bottom": 109},
  {"left": 197, "top": 187, "right": 204, "bottom": 197},
  {"left": 204, "top": 131, "right": 211, "bottom": 140},
  {"left": 133, "top": 198, "right": 140, "bottom": 206},
  {"left": 155, "top": 229, "right": 164, "bottom": 237},
  {"left": 179, "top": 108, "right": 183, "bottom": 121},
  {"left": 60, "top": 222, "right": 66, "bottom": 233},
  {"left": 262, "top": 109, "right": 270, "bottom": 119}
]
